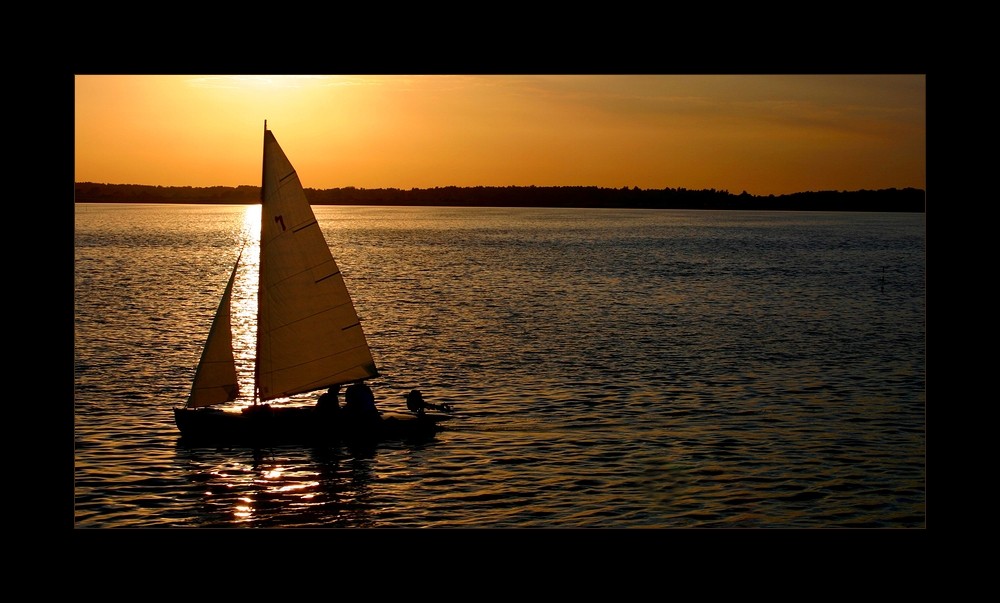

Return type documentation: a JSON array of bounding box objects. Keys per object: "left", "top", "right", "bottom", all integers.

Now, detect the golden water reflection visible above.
[
  {"left": 233, "top": 205, "right": 260, "bottom": 404},
  {"left": 180, "top": 447, "right": 385, "bottom": 527}
]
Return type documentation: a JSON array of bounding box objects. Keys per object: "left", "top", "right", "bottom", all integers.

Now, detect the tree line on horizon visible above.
[{"left": 74, "top": 182, "right": 926, "bottom": 212}]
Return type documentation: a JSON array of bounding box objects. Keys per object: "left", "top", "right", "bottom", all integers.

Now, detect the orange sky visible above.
[{"left": 74, "top": 75, "right": 925, "bottom": 196}]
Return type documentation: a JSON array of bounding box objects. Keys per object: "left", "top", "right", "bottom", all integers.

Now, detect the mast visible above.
[{"left": 253, "top": 119, "right": 267, "bottom": 405}]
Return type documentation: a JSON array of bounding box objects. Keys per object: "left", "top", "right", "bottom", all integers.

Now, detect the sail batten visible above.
[{"left": 256, "top": 128, "right": 378, "bottom": 401}]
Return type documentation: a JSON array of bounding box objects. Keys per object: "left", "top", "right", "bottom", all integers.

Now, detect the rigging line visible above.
[
  {"left": 263, "top": 261, "right": 345, "bottom": 288},
  {"left": 261, "top": 303, "right": 360, "bottom": 333},
  {"left": 262, "top": 343, "right": 373, "bottom": 373}
]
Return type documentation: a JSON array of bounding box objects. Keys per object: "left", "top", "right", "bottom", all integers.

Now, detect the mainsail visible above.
[
  {"left": 188, "top": 257, "right": 241, "bottom": 407},
  {"left": 256, "top": 128, "right": 378, "bottom": 401}
]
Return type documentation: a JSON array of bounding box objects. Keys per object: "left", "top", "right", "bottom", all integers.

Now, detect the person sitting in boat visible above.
[
  {"left": 316, "top": 384, "right": 341, "bottom": 416},
  {"left": 344, "top": 380, "right": 381, "bottom": 422},
  {"left": 405, "top": 389, "right": 451, "bottom": 416}
]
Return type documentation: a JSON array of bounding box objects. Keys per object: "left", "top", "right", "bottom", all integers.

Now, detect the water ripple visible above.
[{"left": 75, "top": 206, "right": 924, "bottom": 527}]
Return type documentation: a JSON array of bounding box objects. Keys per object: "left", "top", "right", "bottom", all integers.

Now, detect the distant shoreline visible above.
[{"left": 74, "top": 183, "right": 926, "bottom": 213}]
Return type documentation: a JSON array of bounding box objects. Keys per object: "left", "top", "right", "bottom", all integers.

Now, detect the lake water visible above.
[{"left": 74, "top": 204, "right": 925, "bottom": 527}]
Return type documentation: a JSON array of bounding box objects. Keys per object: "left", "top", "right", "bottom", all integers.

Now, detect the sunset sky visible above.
[{"left": 75, "top": 75, "right": 925, "bottom": 196}]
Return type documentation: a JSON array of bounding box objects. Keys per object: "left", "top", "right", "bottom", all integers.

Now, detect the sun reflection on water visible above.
[
  {"left": 212, "top": 460, "right": 332, "bottom": 524},
  {"left": 232, "top": 205, "right": 260, "bottom": 405}
]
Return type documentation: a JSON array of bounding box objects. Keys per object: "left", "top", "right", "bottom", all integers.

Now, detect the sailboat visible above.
[{"left": 174, "top": 123, "right": 447, "bottom": 444}]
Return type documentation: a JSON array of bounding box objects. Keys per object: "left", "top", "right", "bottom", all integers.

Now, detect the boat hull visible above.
[{"left": 174, "top": 406, "right": 448, "bottom": 446}]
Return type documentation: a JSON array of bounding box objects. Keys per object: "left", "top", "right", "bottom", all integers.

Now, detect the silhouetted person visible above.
[
  {"left": 316, "top": 384, "right": 341, "bottom": 415},
  {"left": 405, "top": 389, "right": 450, "bottom": 415},
  {"left": 344, "top": 381, "right": 380, "bottom": 425},
  {"left": 314, "top": 385, "right": 341, "bottom": 438}
]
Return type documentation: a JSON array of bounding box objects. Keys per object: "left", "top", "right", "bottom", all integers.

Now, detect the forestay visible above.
[{"left": 256, "top": 129, "right": 378, "bottom": 401}]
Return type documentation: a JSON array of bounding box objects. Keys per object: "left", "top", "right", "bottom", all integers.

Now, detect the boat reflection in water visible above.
[{"left": 175, "top": 439, "right": 441, "bottom": 527}]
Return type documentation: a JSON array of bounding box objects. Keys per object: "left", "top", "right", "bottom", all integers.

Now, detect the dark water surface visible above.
[{"left": 74, "top": 204, "right": 925, "bottom": 527}]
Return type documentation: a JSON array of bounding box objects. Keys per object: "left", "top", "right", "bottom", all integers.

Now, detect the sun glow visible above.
[{"left": 76, "top": 75, "right": 925, "bottom": 196}]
